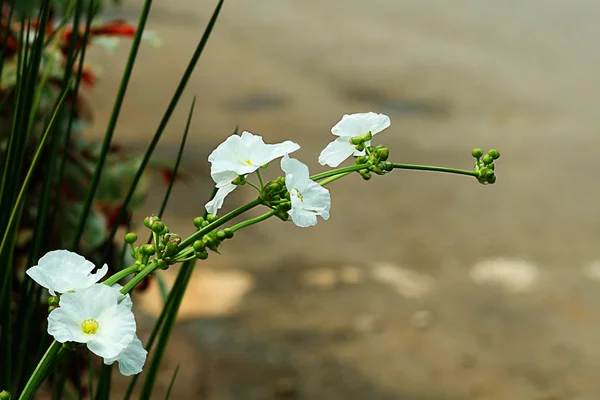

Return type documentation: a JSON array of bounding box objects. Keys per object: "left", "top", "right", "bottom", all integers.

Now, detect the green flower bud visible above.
[
  {"left": 224, "top": 228, "right": 234, "bottom": 239},
  {"left": 161, "top": 225, "right": 170, "bottom": 235},
  {"left": 140, "top": 244, "right": 156, "bottom": 256},
  {"left": 0, "top": 390, "right": 11, "bottom": 400},
  {"left": 151, "top": 221, "right": 165, "bottom": 234},
  {"left": 485, "top": 169, "right": 495, "bottom": 178},
  {"left": 48, "top": 305, "right": 57, "bottom": 313},
  {"left": 164, "top": 243, "right": 178, "bottom": 257},
  {"left": 487, "top": 162, "right": 495, "bottom": 171},
  {"left": 201, "top": 220, "right": 209, "bottom": 228},
  {"left": 361, "top": 131, "right": 373, "bottom": 142},
  {"left": 48, "top": 296, "right": 60, "bottom": 307},
  {"left": 232, "top": 176, "right": 245, "bottom": 185},
  {"left": 124, "top": 233, "right": 138, "bottom": 244},
  {"left": 359, "top": 169, "right": 371, "bottom": 180},
  {"left": 207, "top": 214, "right": 219, "bottom": 223},
  {"left": 488, "top": 149, "right": 500, "bottom": 160},
  {"left": 275, "top": 210, "right": 289, "bottom": 221},
  {"left": 193, "top": 240, "right": 205, "bottom": 252},
  {"left": 368, "top": 164, "right": 384, "bottom": 174},
  {"left": 471, "top": 148, "right": 483, "bottom": 158},
  {"left": 383, "top": 161, "right": 393, "bottom": 172},
  {"left": 350, "top": 136, "right": 363, "bottom": 145},
  {"left": 157, "top": 259, "right": 169, "bottom": 270},
  {"left": 143, "top": 216, "right": 154, "bottom": 228},
  {"left": 202, "top": 235, "right": 219, "bottom": 252},
  {"left": 216, "top": 230, "right": 227, "bottom": 241},
  {"left": 482, "top": 154, "right": 493, "bottom": 165},
  {"left": 377, "top": 147, "right": 390, "bottom": 161},
  {"left": 196, "top": 251, "right": 209, "bottom": 260},
  {"left": 193, "top": 217, "right": 205, "bottom": 228},
  {"left": 164, "top": 233, "right": 181, "bottom": 246},
  {"left": 355, "top": 143, "right": 365, "bottom": 152},
  {"left": 355, "top": 156, "right": 368, "bottom": 165},
  {"left": 488, "top": 175, "right": 497, "bottom": 184}
]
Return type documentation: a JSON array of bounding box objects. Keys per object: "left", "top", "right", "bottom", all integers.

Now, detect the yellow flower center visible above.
[
  {"left": 81, "top": 318, "right": 99, "bottom": 334},
  {"left": 293, "top": 189, "right": 303, "bottom": 201},
  {"left": 243, "top": 159, "right": 253, "bottom": 166}
]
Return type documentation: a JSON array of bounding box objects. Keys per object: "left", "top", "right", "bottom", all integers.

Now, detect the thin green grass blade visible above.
[
  {"left": 164, "top": 365, "right": 180, "bottom": 399},
  {"left": 104, "top": 0, "right": 225, "bottom": 256},
  {"left": 138, "top": 260, "right": 196, "bottom": 400},
  {"left": 72, "top": 0, "right": 155, "bottom": 251}
]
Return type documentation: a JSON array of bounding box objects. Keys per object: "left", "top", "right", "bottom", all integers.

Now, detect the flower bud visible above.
[
  {"left": 140, "top": 244, "right": 156, "bottom": 256},
  {"left": 482, "top": 154, "right": 493, "bottom": 165},
  {"left": 359, "top": 169, "right": 371, "bottom": 180},
  {"left": 196, "top": 251, "right": 209, "bottom": 260},
  {"left": 157, "top": 259, "right": 169, "bottom": 270},
  {"left": 193, "top": 240, "right": 205, "bottom": 252},
  {"left": 232, "top": 176, "right": 245, "bottom": 185},
  {"left": 471, "top": 148, "right": 483, "bottom": 158},
  {"left": 487, "top": 149, "right": 500, "bottom": 160},
  {"left": 48, "top": 305, "right": 57, "bottom": 313},
  {"left": 201, "top": 220, "right": 209, "bottom": 228},
  {"left": 143, "top": 216, "right": 156, "bottom": 228},
  {"left": 164, "top": 243, "right": 178, "bottom": 257},
  {"left": 224, "top": 228, "right": 234, "bottom": 239},
  {"left": 0, "top": 390, "right": 11, "bottom": 400},
  {"left": 368, "top": 164, "right": 384, "bottom": 174},
  {"left": 355, "top": 143, "right": 365, "bottom": 152},
  {"left": 488, "top": 175, "right": 497, "bottom": 184},
  {"left": 216, "top": 230, "right": 227, "bottom": 241},
  {"left": 48, "top": 296, "right": 60, "bottom": 307},
  {"left": 207, "top": 214, "right": 219, "bottom": 223},
  {"left": 485, "top": 169, "right": 495, "bottom": 178},
  {"left": 193, "top": 217, "right": 205, "bottom": 228},
  {"left": 151, "top": 221, "right": 165, "bottom": 234},
  {"left": 377, "top": 147, "right": 390, "bottom": 161},
  {"left": 383, "top": 161, "right": 393, "bottom": 172},
  {"left": 164, "top": 233, "right": 181, "bottom": 246},
  {"left": 361, "top": 131, "right": 373, "bottom": 142},
  {"left": 350, "top": 136, "right": 363, "bottom": 145},
  {"left": 355, "top": 156, "right": 368, "bottom": 164},
  {"left": 125, "top": 233, "right": 138, "bottom": 244},
  {"left": 202, "top": 234, "right": 219, "bottom": 252},
  {"left": 276, "top": 210, "right": 289, "bottom": 221}
]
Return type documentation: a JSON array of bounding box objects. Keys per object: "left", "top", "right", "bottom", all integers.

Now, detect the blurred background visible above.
[{"left": 88, "top": 0, "right": 600, "bottom": 398}]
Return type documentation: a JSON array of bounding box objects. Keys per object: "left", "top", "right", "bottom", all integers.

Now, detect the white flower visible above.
[
  {"left": 48, "top": 284, "right": 136, "bottom": 359},
  {"left": 205, "top": 131, "right": 300, "bottom": 215},
  {"left": 318, "top": 112, "right": 391, "bottom": 167},
  {"left": 281, "top": 155, "right": 331, "bottom": 227},
  {"left": 26, "top": 250, "right": 108, "bottom": 295},
  {"left": 102, "top": 285, "right": 147, "bottom": 376}
]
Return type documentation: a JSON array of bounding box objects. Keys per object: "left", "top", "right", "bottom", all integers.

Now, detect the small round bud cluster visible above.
[
  {"left": 472, "top": 148, "right": 500, "bottom": 184},
  {"left": 0, "top": 390, "right": 11, "bottom": 400},
  {"left": 355, "top": 145, "right": 392, "bottom": 180}
]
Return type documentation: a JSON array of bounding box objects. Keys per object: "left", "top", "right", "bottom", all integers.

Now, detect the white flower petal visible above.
[
  {"left": 290, "top": 207, "right": 318, "bottom": 227},
  {"left": 205, "top": 181, "right": 237, "bottom": 215},
  {"left": 250, "top": 139, "right": 300, "bottom": 167},
  {"left": 300, "top": 182, "right": 331, "bottom": 221},
  {"left": 110, "top": 284, "right": 133, "bottom": 310},
  {"left": 281, "top": 155, "right": 310, "bottom": 192},
  {"left": 48, "top": 308, "right": 86, "bottom": 343},
  {"left": 88, "top": 304, "right": 136, "bottom": 359},
  {"left": 318, "top": 138, "right": 355, "bottom": 167},
  {"left": 104, "top": 335, "right": 147, "bottom": 376},
  {"left": 331, "top": 112, "right": 390, "bottom": 138},
  {"left": 26, "top": 250, "right": 107, "bottom": 294}
]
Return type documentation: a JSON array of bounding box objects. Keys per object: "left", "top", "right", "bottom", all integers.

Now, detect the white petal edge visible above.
[
  {"left": 318, "top": 138, "right": 355, "bottom": 167},
  {"left": 205, "top": 181, "right": 237, "bottom": 215},
  {"left": 104, "top": 335, "right": 147, "bottom": 376}
]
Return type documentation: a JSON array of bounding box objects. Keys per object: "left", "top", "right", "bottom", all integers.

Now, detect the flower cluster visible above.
[
  {"left": 205, "top": 112, "right": 391, "bottom": 227},
  {"left": 26, "top": 251, "right": 147, "bottom": 376}
]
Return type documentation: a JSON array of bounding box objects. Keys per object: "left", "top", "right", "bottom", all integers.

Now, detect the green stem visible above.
[
  {"left": 103, "top": 265, "right": 139, "bottom": 287},
  {"left": 391, "top": 163, "right": 478, "bottom": 177},
  {"left": 177, "top": 197, "right": 263, "bottom": 252},
  {"left": 319, "top": 172, "right": 351, "bottom": 186},
  {"left": 18, "top": 341, "right": 63, "bottom": 400},
  {"left": 230, "top": 210, "right": 277, "bottom": 232},
  {"left": 256, "top": 169, "right": 265, "bottom": 188},
  {"left": 120, "top": 262, "right": 158, "bottom": 295},
  {"left": 242, "top": 178, "right": 261, "bottom": 192},
  {"left": 310, "top": 164, "right": 368, "bottom": 181}
]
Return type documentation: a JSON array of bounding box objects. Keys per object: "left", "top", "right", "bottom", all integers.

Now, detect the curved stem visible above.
[
  {"left": 256, "top": 169, "right": 265, "bottom": 188},
  {"left": 177, "top": 197, "right": 263, "bottom": 252},
  {"left": 230, "top": 210, "right": 277, "bottom": 232},
  {"left": 120, "top": 261, "right": 158, "bottom": 294},
  {"left": 310, "top": 164, "right": 368, "bottom": 181},
  {"left": 103, "top": 264, "right": 139, "bottom": 287},
  {"left": 391, "top": 163, "right": 478, "bottom": 177},
  {"left": 242, "top": 178, "right": 261, "bottom": 192},
  {"left": 18, "top": 341, "right": 63, "bottom": 400},
  {"left": 319, "top": 172, "right": 351, "bottom": 186}
]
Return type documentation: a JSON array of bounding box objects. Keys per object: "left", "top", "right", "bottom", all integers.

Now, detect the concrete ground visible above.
[{"left": 88, "top": 1, "right": 600, "bottom": 398}]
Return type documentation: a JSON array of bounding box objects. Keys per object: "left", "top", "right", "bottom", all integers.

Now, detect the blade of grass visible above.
[
  {"left": 164, "top": 365, "right": 180, "bottom": 399},
  {"left": 104, "top": 0, "right": 225, "bottom": 258},
  {"left": 138, "top": 260, "right": 196, "bottom": 400},
  {"left": 72, "top": 0, "right": 154, "bottom": 251}
]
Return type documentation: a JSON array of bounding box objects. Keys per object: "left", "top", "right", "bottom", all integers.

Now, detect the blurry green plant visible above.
[{"left": 0, "top": 0, "right": 499, "bottom": 398}]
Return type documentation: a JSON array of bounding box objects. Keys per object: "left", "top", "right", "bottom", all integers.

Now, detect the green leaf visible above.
[{"left": 164, "top": 365, "right": 180, "bottom": 400}]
